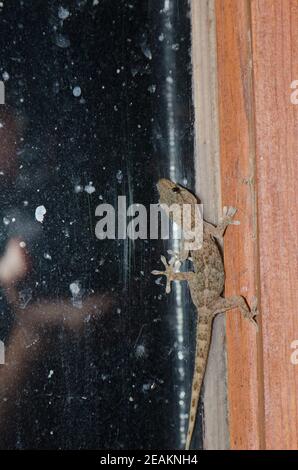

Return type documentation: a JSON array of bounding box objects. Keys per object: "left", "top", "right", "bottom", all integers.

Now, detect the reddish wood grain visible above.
[
  {"left": 216, "top": 0, "right": 298, "bottom": 450},
  {"left": 215, "top": 0, "right": 264, "bottom": 449},
  {"left": 251, "top": 0, "right": 298, "bottom": 450}
]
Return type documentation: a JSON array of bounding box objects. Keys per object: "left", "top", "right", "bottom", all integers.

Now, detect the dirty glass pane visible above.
[{"left": 0, "top": 0, "right": 198, "bottom": 449}]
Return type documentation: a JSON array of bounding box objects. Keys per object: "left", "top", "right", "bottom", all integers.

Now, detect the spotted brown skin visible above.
[{"left": 152, "top": 178, "right": 258, "bottom": 450}]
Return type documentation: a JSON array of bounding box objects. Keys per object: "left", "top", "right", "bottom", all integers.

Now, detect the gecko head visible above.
[{"left": 156, "top": 178, "right": 198, "bottom": 207}]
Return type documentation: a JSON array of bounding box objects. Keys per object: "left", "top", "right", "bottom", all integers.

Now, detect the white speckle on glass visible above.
[
  {"left": 74, "top": 184, "right": 83, "bottom": 193},
  {"left": 116, "top": 170, "right": 123, "bottom": 184},
  {"left": 3, "top": 216, "right": 10, "bottom": 226},
  {"left": 84, "top": 183, "right": 95, "bottom": 194},
  {"left": 69, "top": 280, "right": 83, "bottom": 308},
  {"left": 58, "top": 6, "right": 70, "bottom": 20},
  {"left": 55, "top": 33, "right": 70, "bottom": 48},
  {"left": 48, "top": 370, "right": 54, "bottom": 379},
  {"left": 166, "top": 76, "right": 174, "bottom": 84},
  {"left": 178, "top": 351, "right": 184, "bottom": 360},
  {"left": 35, "top": 205, "right": 46, "bottom": 223},
  {"left": 19, "top": 241, "right": 26, "bottom": 248},
  {"left": 141, "top": 44, "right": 152, "bottom": 60},
  {"left": 158, "top": 33, "right": 165, "bottom": 42},
  {"left": 148, "top": 84, "right": 156, "bottom": 94},
  {"left": 44, "top": 253, "right": 52, "bottom": 260},
  {"left": 2, "top": 71, "right": 9, "bottom": 81},
  {"left": 73, "top": 86, "right": 81, "bottom": 97},
  {"left": 70, "top": 281, "right": 80, "bottom": 296},
  {"left": 135, "top": 344, "right": 146, "bottom": 359},
  {"left": 19, "top": 288, "right": 32, "bottom": 309}
]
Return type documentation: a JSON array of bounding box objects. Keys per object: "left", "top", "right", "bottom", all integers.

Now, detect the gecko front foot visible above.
[
  {"left": 152, "top": 255, "right": 195, "bottom": 294},
  {"left": 152, "top": 255, "right": 177, "bottom": 294}
]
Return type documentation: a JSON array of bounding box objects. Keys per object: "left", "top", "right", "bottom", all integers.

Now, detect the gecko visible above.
[{"left": 152, "top": 178, "right": 258, "bottom": 450}]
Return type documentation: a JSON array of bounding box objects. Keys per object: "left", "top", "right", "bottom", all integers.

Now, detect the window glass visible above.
[{"left": 0, "top": 0, "right": 198, "bottom": 449}]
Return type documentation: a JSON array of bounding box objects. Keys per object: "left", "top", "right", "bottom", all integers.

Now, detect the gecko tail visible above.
[{"left": 185, "top": 314, "right": 213, "bottom": 450}]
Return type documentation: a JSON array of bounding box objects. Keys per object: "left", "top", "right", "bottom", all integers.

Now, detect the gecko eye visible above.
[{"left": 172, "top": 187, "right": 180, "bottom": 193}]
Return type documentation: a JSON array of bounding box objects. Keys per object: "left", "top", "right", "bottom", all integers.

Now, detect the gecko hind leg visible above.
[{"left": 209, "top": 295, "right": 258, "bottom": 329}]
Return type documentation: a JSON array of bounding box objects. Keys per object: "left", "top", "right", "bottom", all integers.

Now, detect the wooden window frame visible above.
[{"left": 192, "top": 0, "right": 298, "bottom": 450}]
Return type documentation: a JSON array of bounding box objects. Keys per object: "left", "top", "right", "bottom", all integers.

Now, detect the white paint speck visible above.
[
  {"left": 74, "top": 184, "right": 83, "bottom": 193},
  {"left": 48, "top": 370, "right": 54, "bottom": 379},
  {"left": 70, "top": 281, "right": 80, "bottom": 296},
  {"left": 58, "top": 6, "right": 70, "bottom": 20},
  {"left": 35, "top": 205, "right": 46, "bottom": 223},
  {"left": 70, "top": 280, "right": 83, "bottom": 309},
  {"left": 148, "top": 84, "right": 156, "bottom": 94},
  {"left": 116, "top": 170, "right": 123, "bottom": 184},
  {"left": 84, "top": 183, "right": 95, "bottom": 194},
  {"left": 141, "top": 44, "right": 152, "bottom": 60},
  {"left": 135, "top": 344, "right": 146, "bottom": 359},
  {"left": 2, "top": 71, "right": 9, "bottom": 81},
  {"left": 55, "top": 33, "right": 70, "bottom": 48},
  {"left": 73, "top": 86, "right": 81, "bottom": 97}
]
